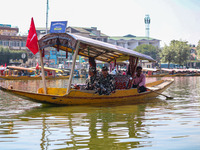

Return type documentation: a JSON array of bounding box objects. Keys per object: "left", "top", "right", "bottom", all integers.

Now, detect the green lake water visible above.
[{"left": 0, "top": 77, "right": 200, "bottom": 150}]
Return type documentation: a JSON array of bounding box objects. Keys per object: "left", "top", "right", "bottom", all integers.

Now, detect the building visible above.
[
  {"left": 66, "top": 26, "right": 109, "bottom": 42},
  {"left": 108, "top": 34, "right": 160, "bottom": 50},
  {"left": 66, "top": 27, "right": 160, "bottom": 49},
  {"left": 0, "top": 24, "right": 27, "bottom": 50}
]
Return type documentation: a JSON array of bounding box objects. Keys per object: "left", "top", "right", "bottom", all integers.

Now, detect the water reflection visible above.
[{"left": 0, "top": 101, "right": 166, "bottom": 149}]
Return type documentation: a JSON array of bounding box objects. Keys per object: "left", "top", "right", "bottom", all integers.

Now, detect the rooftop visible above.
[
  {"left": 109, "top": 34, "right": 160, "bottom": 41},
  {"left": 67, "top": 26, "right": 108, "bottom": 37}
]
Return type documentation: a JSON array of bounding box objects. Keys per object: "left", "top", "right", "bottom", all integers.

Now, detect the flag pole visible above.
[{"left": 39, "top": 49, "right": 47, "bottom": 94}]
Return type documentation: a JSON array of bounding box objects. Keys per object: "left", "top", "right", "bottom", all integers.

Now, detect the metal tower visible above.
[{"left": 144, "top": 14, "right": 150, "bottom": 39}]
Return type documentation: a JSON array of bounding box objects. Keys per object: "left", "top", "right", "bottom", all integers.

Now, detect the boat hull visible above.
[
  {"left": 0, "top": 75, "right": 69, "bottom": 80},
  {"left": 0, "top": 79, "right": 174, "bottom": 105}
]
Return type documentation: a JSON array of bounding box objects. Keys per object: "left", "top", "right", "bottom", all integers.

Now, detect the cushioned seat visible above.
[{"left": 114, "top": 75, "right": 130, "bottom": 89}]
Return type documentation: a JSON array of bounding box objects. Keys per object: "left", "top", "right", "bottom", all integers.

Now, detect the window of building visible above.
[
  {"left": 3, "top": 40, "right": 9, "bottom": 46},
  {"left": 103, "top": 38, "right": 107, "bottom": 42},
  {"left": 10, "top": 41, "right": 13, "bottom": 46},
  {"left": 21, "top": 41, "right": 26, "bottom": 47},
  {"left": 16, "top": 41, "right": 20, "bottom": 47},
  {"left": 12, "top": 41, "right": 17, "bottom": 47}
]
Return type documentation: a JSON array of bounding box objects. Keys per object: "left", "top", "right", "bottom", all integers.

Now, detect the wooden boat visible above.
[
  {"left": 160, "top": 68, "right": 200, "bottom": 77},
  {"left": 143, "top": 68, "right": 166, "bottom": 77},
  {"left": 0, "top": 66, "right": 37, "bottom": 80},
  {"left": 0, "top": 79, "right": 174, "bottom": 105},
  {"left": 0, "top": 32, "right": 174, "bottom": 105},
  {"left": 35, "top": 66, "right": 70, "bottom": 79},
  {"left": 0, "top": 66, "right": 69, "bottom": 80}
]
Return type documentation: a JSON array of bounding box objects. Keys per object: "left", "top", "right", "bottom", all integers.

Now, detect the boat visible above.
[
  {"left": 0, "top": 32, "right": 174, "bottom": 105},
  {"left": 0, "top": 66, "right": 69, "bottom": 80},
  {"left": 0, "top": 66, "right": 38, "bottom": 80},
  {"left": 35, "top": 66, "right": 70, "bottom": 79},
  {"left": 142, "top": 67, "right": 200, "bottom": 77},
  {"left": 143, "top": 68, "right": 166, "bottom": 77},
  {"left": 160, "top": 68, "right": 200, "bottom": 77}
]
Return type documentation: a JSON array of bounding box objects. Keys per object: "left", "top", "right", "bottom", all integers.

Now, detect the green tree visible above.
[
  {"left": 134, "top": 44, "right": 161, "bottom": 60},
  {"left": 160, "top": 40, "right": 190, "bottom": 68},
  {"left": 196, "top": 40, "right": 200, "bottom": 58},
  {"left": 170, "top": 40, "right": 190, "bottom": 66},
  {"left": 160, "top": 44, "right": 176, "bottom": 68}
]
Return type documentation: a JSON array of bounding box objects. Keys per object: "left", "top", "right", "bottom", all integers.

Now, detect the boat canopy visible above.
[
  {"left": 7, "top": 66, "right": 36, "bottom": 72},
  {"left": 39, "top": 66, "right": 63, "bottom": 72},
  {"left": 38, "top": 33, "right": 156, "bottom": 63}
]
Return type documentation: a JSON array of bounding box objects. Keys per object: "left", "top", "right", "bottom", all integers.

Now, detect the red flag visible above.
[
  {"left": 5, "top": 63, "right": 7, "bottom": 67},
  {"left": 26, "top": 17, "right": 39, "bottom": 55}
]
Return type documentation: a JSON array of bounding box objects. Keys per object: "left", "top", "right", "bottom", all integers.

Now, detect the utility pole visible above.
[
  {"left": 46, "top": 0, "right": 50, "bottom": 66},
  {"left": 46, "top": 0, "right": 49, "bottom": 34}
]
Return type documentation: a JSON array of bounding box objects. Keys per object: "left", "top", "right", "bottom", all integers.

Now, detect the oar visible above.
[{"left": 146, "top": 87, "right": 173, "bottom": 100}]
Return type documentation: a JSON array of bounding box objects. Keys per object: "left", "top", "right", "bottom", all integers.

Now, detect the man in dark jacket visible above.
[{"left": 96, "top": 66, "right": 115, "bottom": 95}]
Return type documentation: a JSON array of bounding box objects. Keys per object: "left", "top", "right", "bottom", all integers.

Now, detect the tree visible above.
[
  {"left": 196, "top": 40, "right": 200, "bottom": 58},
  {"left": 160, "top": 40, "right": 190, "bottom": 68},
  {"left": 170, "top": 40, "right": 190, "bottom": 66},
  {"left": 134, "top": 44, "right": 161, "bottom": 60},
  {"left": 160, "top": 44, "right": 176, "bottom": 68}
]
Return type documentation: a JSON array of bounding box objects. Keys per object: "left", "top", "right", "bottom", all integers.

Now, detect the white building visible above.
[{"left": 108, "top": 34, "right": 160, "bottom": 50}]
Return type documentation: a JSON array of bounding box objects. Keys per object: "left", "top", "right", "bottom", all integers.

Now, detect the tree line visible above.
[
  {"left": 134, "top": 40, "right": 200, "bottom": 68},
  {"left": 0, "top": 46, "right": 28, "bottom": 66}
]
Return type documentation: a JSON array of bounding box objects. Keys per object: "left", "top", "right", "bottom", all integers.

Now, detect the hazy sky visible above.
[{"left": 1, "top": 0, "right": 200, "bottom": 47}]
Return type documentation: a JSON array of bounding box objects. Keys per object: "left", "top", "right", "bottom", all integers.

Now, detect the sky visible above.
[{"left": 1, "top": 0, "right": 200, "bottom": 47}]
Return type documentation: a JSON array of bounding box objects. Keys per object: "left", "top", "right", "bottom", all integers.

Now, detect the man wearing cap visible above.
[
  {"left": 85, "top": 67, "right": 98, "bottom": 90},
  {"left": 74, "top": 66, "right": 98, "bottom": 90},
  {"left": 96, "top": 66, "right": 115, "bottom": 95}
]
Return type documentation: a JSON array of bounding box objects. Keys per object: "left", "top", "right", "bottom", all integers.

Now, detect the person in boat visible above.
[
  {"left": 96, "top": 66, "right": 115, "bottom": 95},
  {"left": 85, "top": 67, "right": 99, "bottom": 90},
  {"left": 74, "top": 66, "right": 98, "bottom": 90},
  {"left": 122, "top": 70, "right": 126, "bottom": 75},
  {"left": 132, "top": 66, "right": 147, "bottom": 93}
]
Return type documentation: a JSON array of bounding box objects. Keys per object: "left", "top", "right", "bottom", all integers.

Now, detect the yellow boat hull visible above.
[
  {"left": 0, "top": 79, "right": 174, "bottom": 105},
  {"left": 0, "top": 75, "right": 69, "bottom": 80}
]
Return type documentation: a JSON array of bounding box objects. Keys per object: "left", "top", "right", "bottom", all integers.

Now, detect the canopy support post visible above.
[
  {"left": 132, "top": 57, "right": 139, "bottom": 78},
  {"left": 39, "top": 49, "right": 47, "bottom": 94},
  {"left": 126, "top": 57, "right": 139, "bottom": 89},
  {"left": 66, "top": 41, "right": 80, "bottom": 95}
]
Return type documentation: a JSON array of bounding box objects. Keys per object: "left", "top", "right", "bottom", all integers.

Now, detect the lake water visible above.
[{"left": 0, "top": 77, "right": 200, "bottom": 150}]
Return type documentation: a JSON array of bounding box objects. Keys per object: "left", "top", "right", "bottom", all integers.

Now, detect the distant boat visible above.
[{"left": 0, "top": 66, "right": 69, "bottom": 80}]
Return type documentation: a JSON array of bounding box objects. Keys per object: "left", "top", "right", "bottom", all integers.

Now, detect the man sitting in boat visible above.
[
  {"left": 132, "top": 66, "right": 147, "bottom": 93},
  {"left": 85, "top": 67, "right": 99, "bottom": 90},
  {"left": 96, "top": 66, "right": 115, "bottom": 95},
  {"left": 74, "top": 67, "right": 98, "bottom": 90}
]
